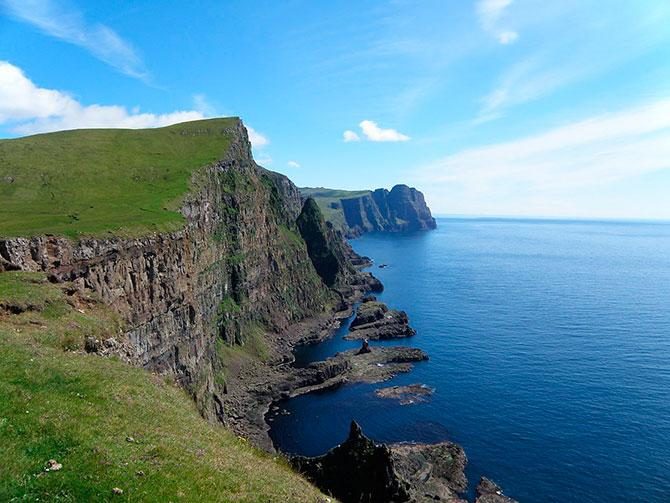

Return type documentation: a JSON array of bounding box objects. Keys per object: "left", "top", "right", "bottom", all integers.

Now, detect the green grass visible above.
[
  {"left": 0, "top": 272, "right": 328, "bottom": 502},
  {"left": 0, "top": 118, "right": 239, "bottom": 239},
  {"left": 299, "top": 187, "right": 371, "bottom": 231}
]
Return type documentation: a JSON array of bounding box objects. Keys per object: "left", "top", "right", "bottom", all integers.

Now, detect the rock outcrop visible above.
[
  {"left": 291, "top": 346, "right": 429, "bottom": 396},
  {"left": 345, "top": 300, "right": 416, "bottom": 340},
  {"left": 339, "top": 185, "right": 437, "bottom": 237},
  {"left": 0, "top": 119, "right": 373, "bottom": 425},
  {"left": 475, "top": 477, "right": 518, "bottom": 503},
  {"left": 291, "top": 421, "right": 467, "bottom": 503}
]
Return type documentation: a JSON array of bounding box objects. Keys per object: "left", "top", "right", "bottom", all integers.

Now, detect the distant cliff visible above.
[{"left": 300, "top": 185, "right": 437, "bottom": 238}]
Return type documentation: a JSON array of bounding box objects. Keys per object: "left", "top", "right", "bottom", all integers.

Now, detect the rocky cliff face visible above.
[
  {"left": 0, "top": 119, "right": 342, "bottom": 422},
  {"left": 339, "top": 184, "right": 436, "bottom": 237}
]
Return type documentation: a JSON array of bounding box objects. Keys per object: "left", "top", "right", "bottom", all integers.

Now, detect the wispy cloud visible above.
[
  {"left": 287, "top": 160, "right": 301, "bottom": 168},
  {"left": 0, "top": 61, "right": 203, "bottom": 134},
  {"left": 415, "top": 98, "right": 670, "bottom": 214},
  {"left": 476, "top": 0, "right": 517, "bottom": 45},
  {"left": 476, "top": 2, "right": 670, "bottom": 121},
  {"left": 1, "top": 0, "right": 148, "bottom": 81}
]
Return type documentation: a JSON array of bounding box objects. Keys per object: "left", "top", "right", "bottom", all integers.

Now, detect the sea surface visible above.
[{"left": 268, "top": 217, "right": 670, "bottom": 502}]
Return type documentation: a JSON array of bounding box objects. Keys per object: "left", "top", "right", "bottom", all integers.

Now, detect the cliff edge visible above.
[{"left": 300, "top": 185, "right": 437, "bottom": 238}]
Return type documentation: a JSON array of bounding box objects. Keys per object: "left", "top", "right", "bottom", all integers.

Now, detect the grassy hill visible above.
[
  {"left": 0, "top": 118, "right": 238, "bottom": 239},
  {"left": 299, "top": 187, "right": 370, "bottom": 231},
  {"left": 0, "top": 272, "right": 327, "bottom": 502}
]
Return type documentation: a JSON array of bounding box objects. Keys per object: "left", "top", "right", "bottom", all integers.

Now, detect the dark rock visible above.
[
  {"left": 356, "top": 339, "right": 371, "bottom": 355},
  {"left": 291, "top": 421, "right": 467, "bottom": 503},
  {"left": 362, "top": 294, "right": 377, "bottom": 303},
  {"left": 291, "top": 346, "right": 428, "bottom": 396},
  {"left": 475, "top": 477, "right": 518, "bottom": 503},
  {"left": 84, "top": 336, "right": 100, "bottom": 353},
  {"left": 345, "top": 301, "right": 416, "bottom": 340}
]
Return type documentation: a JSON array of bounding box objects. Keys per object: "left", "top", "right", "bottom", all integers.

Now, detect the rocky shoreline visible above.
[{"left": 221, "top": 256, "right": 518, "bottom": 502}]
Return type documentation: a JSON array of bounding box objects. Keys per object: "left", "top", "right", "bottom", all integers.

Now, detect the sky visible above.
[{"left": 1, "top": 0, "right": 670, "bottom": 219}]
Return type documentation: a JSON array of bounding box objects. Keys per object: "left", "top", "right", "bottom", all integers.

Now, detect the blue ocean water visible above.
[{"left": 268, "top": 218, "right": 670, "bottom": 502}]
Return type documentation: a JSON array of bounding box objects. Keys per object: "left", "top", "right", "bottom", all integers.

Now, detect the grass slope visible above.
[
  {"left": 0, "top": 118, "right": 238, "bottom": 239},
  {"left": 0, "top": 272, "right": 327, "bottom": 502},
  {"left": 299, "top": 187, "right": 371, "bottom": 231}
]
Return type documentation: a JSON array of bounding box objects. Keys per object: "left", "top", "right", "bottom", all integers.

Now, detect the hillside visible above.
[
  {"left": 0, "top": 118, "right": 238, "bottom": 238},
  {"left": 300, "top": 185, "right": 437, "bottom": 237},
  {"left": 0, "top": 272, "right": 326, "bottom": 501}
]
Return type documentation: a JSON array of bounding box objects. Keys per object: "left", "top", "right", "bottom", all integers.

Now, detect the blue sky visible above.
[{"left": 1, "top": 0, "right": 670, "bottom": 219}]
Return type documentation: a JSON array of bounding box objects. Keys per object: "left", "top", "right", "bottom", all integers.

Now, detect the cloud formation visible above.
[
  {"left": 245, "top": 126, "right": 269, "bottom": 148},
  {"left": 359, "top": 120, "right": 410, "bottom": 142},
  {"left": 416, "top": 98, "right": 670, "bottom": 211},
  {"left": 0, "top": 61, "right": 203, "bottom": 134},
  {"left": 343, "top": 130, "right": 360, "bottom": 142},
  {"left": 287, "top": 160, "right": 301, "bottom": 168},
  {"left": 1, "top": 0, "right": 148, "bottom": 80}
]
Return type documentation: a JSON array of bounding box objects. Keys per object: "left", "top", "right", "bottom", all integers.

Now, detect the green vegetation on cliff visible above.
[
  {"left": 0, "top": 118, "right": 238, "bottom": 238},
  {"left": 0, "top": 272, "right": 326, "bottom": 502},
  {"left": 299, "top": 187, "right": 371, "bottom": 230}
]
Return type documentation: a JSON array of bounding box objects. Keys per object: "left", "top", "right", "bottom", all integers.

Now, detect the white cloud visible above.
[
  {"left": 343, "top": 130, "right": 360, "bottom": 142},
  {"left": 287, "top": 160, "right": 301, "bottom": 168},
  {"left": 416, "top": 98, "right": 670, "bottom": 203},
  {"left": 256, "top": 155, "right": 272, "bottom": 166},
  {"left": 359, "top": 120, "right": 410, "bottom": 142},
  {"left": 476, "top": 0, "right": 512, "bottom": 30},
  {"left": 245, "top": 126, "right": 269, "bottom": 148},
  {"left": 0, "top": 61, "right": 205, "bottom": 134},
  {"left": 498, "top": 31, "right": 518, "bottom": 44},
  {"left": 476, "top": 0, "right": 517, "bottom": 44},
  {"left": 1, "top": 0, "right": 148, "bottom": 80}
]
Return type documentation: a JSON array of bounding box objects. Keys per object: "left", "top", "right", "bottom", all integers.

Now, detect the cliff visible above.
[
  {"left": 0, "top": 118, "right": 363, "bottom": 424},
  {"left": 300, "top": 185, "right": 437, "bottom": 237}
]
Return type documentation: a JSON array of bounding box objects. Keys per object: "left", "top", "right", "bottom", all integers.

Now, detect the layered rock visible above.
[
  {"left": 339, "top": 184, "right": 437, "bottom": 237},
  {"left": 291, "top": 421, "right": 467, "bottom": 503},
  {"left": 345, "top": 300, "right": 416, "bottom": 340},
  {"left": 0, "top": 119, "right": 368, "bottom": 424},
  {"left": 291, "top": 345, "right": 429, "bottom": 396}
]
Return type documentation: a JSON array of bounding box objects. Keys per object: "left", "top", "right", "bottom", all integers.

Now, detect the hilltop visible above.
[{"left": 0, "top": 118, "right": 238, "bottom": 238}]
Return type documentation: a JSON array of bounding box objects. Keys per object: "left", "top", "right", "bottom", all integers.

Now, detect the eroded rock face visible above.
[
  {"left": 291, "top": 421, "right": 467, "bottom": 503},
  {"left": 340, "top": 184, "right": 437, "bottom": 237},
  {"left": 0, "top": 120, "right": 347, "bottom": 422},
  {"left": 345, "top": 301, "right": 416, "bottom": 340}
]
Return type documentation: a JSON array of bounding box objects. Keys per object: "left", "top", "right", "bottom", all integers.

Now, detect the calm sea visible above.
[{"left": 268, "top": 217, "right": 670, "bottom": 502}]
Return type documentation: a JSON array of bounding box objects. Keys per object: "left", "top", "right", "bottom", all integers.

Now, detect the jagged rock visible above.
[
  {"left": 291, "top": 421, "right": 466, "bottom": 503},
  {"left": 345, "top": 301, "right": 416, "bottom": 340},
  {"left": 357, "top": 339, "right": 371, "bottom": 355},
  {"left": 297, "top": 198, "right": 357, "bottom": 287},
  {"left": 475, "top": 477, "right": 518, "bottom": 503},
  {"left": 338, "top": 185, "right": 437, "bottom": 237},
  {"left": 375, "top": 384, "right": 433, "bottom": 405}
]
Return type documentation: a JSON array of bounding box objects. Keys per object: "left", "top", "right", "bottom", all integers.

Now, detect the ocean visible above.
[{"left": 268, "top": 217, "right": 670, "bottom": 502}]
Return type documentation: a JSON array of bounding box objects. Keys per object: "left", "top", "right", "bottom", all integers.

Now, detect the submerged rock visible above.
[
  {"left": 291, "top": 421, "right": 467, "bottom": 503},
  {"left": 345, "top": 301, "right": 416, "bottom": 340},
  {"left": 375, "top": 384, "right": 434, "bottom": 405}
]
